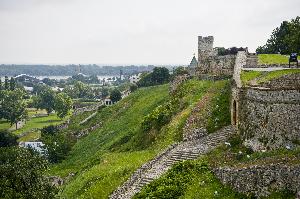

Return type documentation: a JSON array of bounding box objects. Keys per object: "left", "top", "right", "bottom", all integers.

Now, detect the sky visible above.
[{"left": 0, "top": 0, "right": 299, "bottom": 65}]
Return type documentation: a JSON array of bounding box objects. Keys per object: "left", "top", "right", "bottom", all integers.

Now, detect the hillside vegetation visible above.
[
  {"left": 49, "top": 79, "right": 233, "bottom": 198},
  {"left": 241, "top": 69, "right": 300, "bottom": 86}
]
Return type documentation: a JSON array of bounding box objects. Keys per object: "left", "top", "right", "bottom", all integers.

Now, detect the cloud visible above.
[{"left": 0, "top": 0, "right": 299, "bottom": 64}]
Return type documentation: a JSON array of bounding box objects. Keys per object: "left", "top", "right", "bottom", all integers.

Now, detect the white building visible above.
[
  {"left": 129, "top": 73, "right": 142, "bottom": 84},
  {"left": 19, "top": 142, "right": 46, "bottom": 154}
]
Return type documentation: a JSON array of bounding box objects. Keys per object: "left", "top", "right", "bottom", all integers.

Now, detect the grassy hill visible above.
[{"left": 50, "top": 79, "right": 234, "bottom": 198}]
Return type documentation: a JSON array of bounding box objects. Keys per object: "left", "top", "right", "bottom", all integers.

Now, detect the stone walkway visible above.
[{"left": 109, "top": 125, "right": 236, "bottom": 199}]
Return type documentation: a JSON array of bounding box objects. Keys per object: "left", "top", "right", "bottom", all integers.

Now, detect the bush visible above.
[
  {"left": 0, "top": 130, "right": 18, "bottom": 147},
  {"left": 0, "top": 147, "right": 57, "bottom": 198},
  {"left": 138, "top": 67, "right": 170, "bottom": 87}
]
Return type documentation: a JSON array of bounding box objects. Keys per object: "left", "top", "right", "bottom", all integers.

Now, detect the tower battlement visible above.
[{"left": 198, "top": 36, "right": 214, "bottom": 52}]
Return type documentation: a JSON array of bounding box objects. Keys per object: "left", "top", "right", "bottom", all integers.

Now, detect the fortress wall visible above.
[
  {"left": 213, "top": 163, "right": 300, "bottom": 197},
  {"left": 235, "top": 87, "right": 300, "bottom": 150}
]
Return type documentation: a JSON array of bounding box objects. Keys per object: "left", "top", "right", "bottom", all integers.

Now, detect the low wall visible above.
[{"left": 213, "top": 163, "right": 300, "bottom": 197}]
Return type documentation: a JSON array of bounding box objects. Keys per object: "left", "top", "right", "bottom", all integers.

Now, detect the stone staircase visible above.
[
  {"left": 245, "top": 54, "right": 258, "bottom": 68},
  {"left": 109, "top": 125, "right": 235, "bottom": 199}
]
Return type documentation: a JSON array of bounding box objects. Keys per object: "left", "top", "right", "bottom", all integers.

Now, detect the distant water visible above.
[{"left": 1, "top": 75, "right": 116, "bottom": 81}]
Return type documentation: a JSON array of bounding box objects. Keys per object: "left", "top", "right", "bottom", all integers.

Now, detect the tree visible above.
[
  {"left": 137, "top": 67, "right": 170, "bottom": 87},
  {"left": 110, "top": 89, "right": 122, "bottom": 103},
  {"left": 0, "top": 130, "right": 18, "bottom": 147},
  {"left": 54, "top": 93, "right": 73, "bottom": 119},
  {"left": 0, "top": 147, "right": 57, "bottom": 198},
  {"left": 4, "top": 76, "right": 9, "bottom": 90},
  {"left": 0, "top": 79, "right": 2, "bottom": 90},
  {"left": 9, "top": 77, "right": 16, "bottom": 91},
  {"left": 34, "top": 87, "right": 56, "bottom": 114},
  {"left": 130, "top": 84, "right": 138, "bottom": 92},
  {"left": 1, "top": 89, "right": 27, "bottom": 129},
  {"left": 256, "top": 16, "right": 300, "bottom": 54},
  {"left": 40, "top": 126, "right": 74, "bottom": 163},
  {"left": 101, "top": 87, "right": 109, "bottom": 99}
]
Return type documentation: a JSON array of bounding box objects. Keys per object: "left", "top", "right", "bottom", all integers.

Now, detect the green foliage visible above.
[
  {"left": 9, "top": 77, "right": 16, "bottom": 91},
  {"left": 0, "top": 147, "right": 57, "bottom": 198},
  {"left": 134, "top": 160, "right": 247, "bottom": 199},
  {"left": 4, "top": 76, "right": 9, "bottom": 90},
  {"left": 138, "top": 67, "right": 170, "bottom": 87},
  {"left": 0, "top": 88, "right": 28, "bottom": 128},
  {"left": 54, "top": 92, "right": 73, "bottom": 119},
  {"left": 101, "top": 87, "right": 109, "bottom": 99},
  {"left": 110, "top": 89, "right": 122, "bottom": 103},
  {"left": 41, "top": 127, "right": 74, "bottom": 163},
  {"left": 206, "top": 81, "right": 231, "bottom": 133},
  {"left": 64, "top": 81, "right": 94, "bottom": 99},
  {"left": 34, "top": 86, "right": 56, "bottom": 114},
  {"left": 129, "top": 84, "right": 138, "bottom": 92},
  {"left": 256, "top": 16, "right": 300, "bottom": 54},
  {"left": 0, "top": 130, "right": 18, "bottom": 147},
  {"left": 173, "top": 66, "right": 189, "bottom": 77}
]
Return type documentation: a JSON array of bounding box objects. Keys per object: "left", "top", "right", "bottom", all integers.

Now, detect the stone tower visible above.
[
  {"left": 198, "top": 36, "right": 214, "bottom": 52},
  {"left": 198, "top": 36, "right": 214, "bottom": 73}
]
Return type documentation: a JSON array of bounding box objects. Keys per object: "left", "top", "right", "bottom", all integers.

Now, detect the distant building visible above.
[
  {"left": 19, "top": 142, "right": 46, "bottom": 154},
  {"left": 129, "top": 73, "right": 142, "bottom": 84},
  {"left": 104, "top": 98, "right": 113, "bottom": 106},
  {"left": 188, "top": 55, "right": 198, "bottom": 76}
]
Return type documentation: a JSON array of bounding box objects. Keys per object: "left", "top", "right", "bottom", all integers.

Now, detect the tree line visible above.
[{"left": 256, "top": 16, "right": 300, "bottom": 54}]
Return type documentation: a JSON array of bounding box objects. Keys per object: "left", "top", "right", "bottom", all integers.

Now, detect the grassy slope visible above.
[
  {"left": 240, "top": 69, "right": 300, "bottom": 86},
  {"left": 50, "top": 80, "right": 217, "bottom": 198},
  {"left": 258, "top": 54, "right": 299, "bottom": 65}
]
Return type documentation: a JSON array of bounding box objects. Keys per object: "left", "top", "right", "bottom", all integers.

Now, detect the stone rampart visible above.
[
  {"left": 213, "top": 163, "right": 300, "bottom": 197},
  {"left": 234, "top": 86, "right": 300, "bottom": 150}
]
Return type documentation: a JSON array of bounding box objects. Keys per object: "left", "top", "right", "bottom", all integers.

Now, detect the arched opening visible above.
[{"left": 232, "top": 100, "right": 237, "bottom": 125}]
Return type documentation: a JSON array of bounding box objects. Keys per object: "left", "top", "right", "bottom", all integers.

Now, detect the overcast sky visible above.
[{"left": 0, "top": 0, "right": 299, "bottom": 65}]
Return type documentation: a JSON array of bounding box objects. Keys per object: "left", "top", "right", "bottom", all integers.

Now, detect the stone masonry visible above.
[{"left": 214, "top": 163, "right": 300, "bottom": 197}]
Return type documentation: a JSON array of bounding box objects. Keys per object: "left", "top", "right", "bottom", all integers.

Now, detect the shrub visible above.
[{"left": 0, "top": 130, "right": 18, "bottom": 147}]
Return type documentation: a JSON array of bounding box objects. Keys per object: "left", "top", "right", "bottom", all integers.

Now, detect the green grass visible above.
[
  {"left": 49, "top": 80, "right": 227, "bottom": 198},
  {"left": 14, "top": 113, "right": 68, "bottom": 135},
  {"left": 0, "top": 120, "right": 11, "bottom": 131},
  {"left": 258, "top": 54, "right": 299, "bottom": 65},
  {"left": 240, "top": 69, "right": 300, "bottom": 86},
  {"left": 240, "top": 70, "right": 263, "bottom": 85},
  {"left": 18, "top": 130, "right": 41, "bottom": 142},
  {"left": 134, "top": 160, "right": 248, "bottom": 199},
  {"left": 50, "top": 85, "right": 170, "bottom": 198},
  {"left": 257, "top": 69, "right": 300, "bottom": 83}
]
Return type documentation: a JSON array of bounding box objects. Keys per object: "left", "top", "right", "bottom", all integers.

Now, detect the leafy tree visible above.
[
  {"left": 256, "top": 16, "right": 300, "bottom": 54},
  {"left": 40, "top": 127, "right": 74, "bottom": 163},
  {"left": 4, "top": 76, "right": 9, "bottom": 90},
  {"left": 172, "top": 66, "right": 189, "bottom": 77},
  {"left": 137, "top": 67, "right": 170, "bottom": 87},
  {"left": 0, "top": 130, "right": 18, "bottom": 147},
  {"left": 34, "top": 87, "right": 56, "bottom": 114},
  {"left": 1, "top": 89, "right": 27, "bottom": 129},
  {"left": 42, "top": 78, "right": 54, "bottom": 86},
  {"left": 54, "top": 93, "right": 73, "bottom": 119},
  {"left": 101, "top": 87, "right": 109, "bottom": 99},
  {"left": 0, "top": 79, "right": 2, "bottom": 90},
  {"left": 0, "top": 147, "right": 57, "bottom": 198},
  {"left": 110, "top": 89, "right": 122, "bottom": 103},
  {"left": 9, "top": 77, "right": 16, "bottom": 91},
  {"left": 130, "top": 84, "right": 138, "bottom": 92}
]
